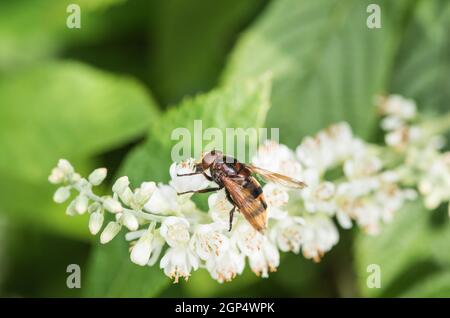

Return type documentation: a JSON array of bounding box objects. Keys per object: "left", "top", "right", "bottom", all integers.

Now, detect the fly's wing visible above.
[
  {"left": 246, "top": 164, "right": 306, "bottom": 189},
  {"left": 222, "top": 177, "right": 267, "bottom": 233}
]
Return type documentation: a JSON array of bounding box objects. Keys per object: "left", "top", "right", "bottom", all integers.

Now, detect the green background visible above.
[{"left": 0, "top": 0, "right": 449, "bottom": 297}]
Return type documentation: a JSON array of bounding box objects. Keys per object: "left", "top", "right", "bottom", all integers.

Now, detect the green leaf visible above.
[
  {"left": 0, "top": 0, "right": 127, "bottom": 70},
  {"left": 0, "top": 61, "right": 158, "bottom": 238},
  {"left": 400, "top": 271, "right": 450, "bottom": 297},
  {"left": 121, "top": 73, "right": 272, "bottom": 185},
  {"left": 147, "top": 0, "right": 266, "bottom": 104},
  {"left": 355, "top": 200, "right": 450, "bottom": 297},
  {"left": 222, "top": 0, "right": 411, "bottom": 146},
  {"left": 84, "top": 74, "right": 272, "bottom": 297},
  {"left": 354, "top": 201, "right": 433, "bottom": 297},
  {"left": 83, "top": 236, "right": 168, "bottom": 297},
  {"left": 390, "top": 0, "right": 450, "bottom": 113}
]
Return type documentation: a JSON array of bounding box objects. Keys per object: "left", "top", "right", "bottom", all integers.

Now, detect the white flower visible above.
[
  {"left": 88, "top": 211, "right": 104, "bottom": 235},
  {"left": 418, "top": 152, "right": 450, "bottom": 209},
  {"left": 344, "top": 152, "right": 382, "bottom": 180},
  {"left": 53, "top": 186, "right": 71, "bottom": 203},
  {"left": 263, "top": 183, "right": 289, "bottom": 219},
  {"left": 301, "top": 216, "right": 339, "bottom": 262},
  {"left": 234, "top": 222, "right": 264, "bottom": 257},
  {"left": 100, "top": 221, "right": 122, "bottom": 244},
  {"left": 88, "top": 168, "right": 107, "bottom": 186},
  {"left": 128, "top": 182, "right": 156, "bottom": 210},
  {"left": 130, "top": 230, "right": 154, "bottom": 266},
  {"left": 270, "top": 217, "right": 304, "bottom": 253},
  {"left": 375, "top": 173, "right": 416, "bottom": 224},
  {"left": 148, "top": 234, "right": 165, "bottom": 266},
  {"left": 169, "top": 159, "right": 210, "bottom": 195},
  {"left": 378, "top": 94, "right": 417, "bottom": 120},
  {"left": 251, "top": 140, "right": 304, "bottom": 184},
  {"left": 208, "top": 190, "right": 234, "bottom": 230},
  {"left": 296, "top": 122, "right": 359, "bottom": 173},
  {"left": 381, "top": 115, "right": 405, "bottom": 131},
  {"left": 160, "top": 246, "right": 199, "bottom": 283},
  {"left": 334, "top": 183, "right": 367, "bottom": 229},
  {"left": 325, "top": 122, "right": 358, "bottom": 161},
  {"left": 190, "top": 223, "right": 229, "bottom": 261},
  {"left": 385, "top": 126, "right": 422, "bottom": 150},
  {"left": 296, "top": 136, "right": 325, "bottom": 171},
  {"left": 248, "top": 237, "right": 280, "bottom": 278},
  {"left": 336, "top": 210, "right": 353, "bottom": 229},
  {"left": 252, "top": 140, "right": 297, "bottom": 173},
  {"left": 160, "top": 217, "right": 190, "bottom": 247},
  {"left": 353, "top": 201, "right": 382, "bottom": 235},
  {"left": 302, "top": 181, "right": 336, "bottom": 214},
  {"left": 103, "top": 197, "right": 123, "bottom": 213},
  {"left": 206, "top": 245, "right": 245, "bottom": 283},
  {"left": 144, "top": 184, "right": 180, "bottom": 214}
]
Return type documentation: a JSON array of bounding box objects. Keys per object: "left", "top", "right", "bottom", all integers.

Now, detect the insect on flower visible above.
[{"left": 177, "top": 150, "right": 307, "bottom": 233}]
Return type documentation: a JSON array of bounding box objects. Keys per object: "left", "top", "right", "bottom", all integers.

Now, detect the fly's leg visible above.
[
  {"left": 177, "top": 170, "right": 213, "bottom": 181},
  {"left": 225, "top": 189, "right": 234, "bottom": 205},
  {"left": 202, "top": 172, "right": 213, "bottom": 181},
  {"left": 177, "top": 172, "right": 203, "bottom": 177},
  {"left": 228, "top": 206, "right": 236, "bottom": 232},
  {"left": 177, "top": 186, "right": 222, "bottom": 195},
  {"left": 225, "top": 189, "right": 237, "bottom": 232}
]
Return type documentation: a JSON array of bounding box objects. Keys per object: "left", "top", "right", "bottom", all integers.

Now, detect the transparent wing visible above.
[{"left": 247, "top": 164, "right": 306, "bottom": 189}]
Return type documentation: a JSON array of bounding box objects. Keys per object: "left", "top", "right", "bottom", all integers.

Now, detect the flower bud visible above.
[
  {"left": 66, "top": 201, "right": 77, "bottom": 216},
  {"left": 58, "top": 159, "right": 74, "bottom": 175},
  {"left": 100, "top": 221, "right": 121, "bottom": 244},
  {"left": 122, "top": 211, "right": 139, "bottom": 231},
  {"left": 130, "top": 232, "right": 153, "bottom": 266},
  {"left": 53, "top": 186, "right": 71, "bottom": 203},
  {"left": 134, "top": 182, "right": 156, "bottom": 207},
  {"left": 103, "top": 197, "right": 123, "bottom": 213},
  {"left": 48, "top": 168, "right": 64, "bottom": 184},
  {"left": 89, "top": 212, "right": 104, "bottom": 235},
  {"left": 71, "top": 173, "right": 82, "bottom": 183},
  {"left": 88, "top": 202, "right": 102, "bottom": 214},
  {"left": 112, "top": 176, "right": 130, "bottom": 195},
  {"left": 119, "top": 187, "right": 134, "bottom": 206},
  {"left": 88, "top": 168, "right": 107, "bottom": 186},
  {"left": 75, "top": 195, "right": 89, "bottom": 214}
]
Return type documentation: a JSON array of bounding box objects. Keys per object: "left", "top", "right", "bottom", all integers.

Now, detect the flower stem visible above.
[{"left": 71, "top": 181, "right": 167, "bottom": 223}]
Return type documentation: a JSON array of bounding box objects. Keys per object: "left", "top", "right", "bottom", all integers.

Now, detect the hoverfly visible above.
[{"left": 177, "top": 150, "right": 306, "bottom": 233}]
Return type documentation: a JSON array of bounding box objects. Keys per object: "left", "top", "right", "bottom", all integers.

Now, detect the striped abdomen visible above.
[{"left": 223, "top": 175, "right": 268, "bottom": 233}]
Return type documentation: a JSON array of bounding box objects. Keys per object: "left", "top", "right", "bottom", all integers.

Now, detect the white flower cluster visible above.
[
  {"left": 378, "top": 94, "right": 450, "bottom": 214},
  {"left": 377, "top": 94, "right": 421, "bottom": 150},
  {"left": 49, "top": 94, "right": 450, "bottom": 283}
]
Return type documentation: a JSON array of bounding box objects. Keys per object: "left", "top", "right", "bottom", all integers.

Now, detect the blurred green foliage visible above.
[{"left": 0, "top": 0, "right": 449, "bottom": 297}]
